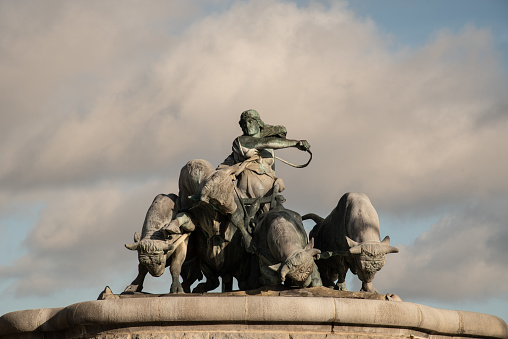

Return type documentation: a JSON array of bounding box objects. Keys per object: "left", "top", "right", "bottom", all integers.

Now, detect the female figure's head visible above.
[{"left": 239, "top": 109, "right": 264, "bottom": 137}]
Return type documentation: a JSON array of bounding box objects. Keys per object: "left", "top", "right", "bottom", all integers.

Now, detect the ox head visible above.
[
  {"left": 346, "top": 236, "right": 398, "bottom": 283},
  {"left": 125, "top": 232, "right": 173, "bottom": 277},
  {"left": 269, "top": 239, "right": 320, "bottom": 287}
]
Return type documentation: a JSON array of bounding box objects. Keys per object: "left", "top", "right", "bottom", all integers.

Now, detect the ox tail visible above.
[{"left": 302, "top": 213, "right": 324, "bottom": 225}]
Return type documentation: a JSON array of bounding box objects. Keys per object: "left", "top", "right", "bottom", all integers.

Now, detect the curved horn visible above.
[
  {"left": 346, "top": 237, "right": 361, "bottom": 254},
  {"left": 268, "top": 263, "right": 281, "bottom": 272},
  {"left": 382, "top": 245, "right": 399, "bottom": 254},
  {"left": 346, "top": 236, "right": 359, "bottom": 248},
  {"left": 304, "top": 238, "right": 315, "bottom": 250},
  {"left": 125, "top": 242, "right": 139, "bottom": 251},
  {"left": 280, "top": 264, "right": 290, "bottom": 282},
  {"left": 305, "top": 248, "right": 321, "bottom": 258},
  {"left": 381, "top": 235, "right": 390, "bottom": 245},
  {"left": 125, "top": 232, "right": 141, "bottom": 250}
]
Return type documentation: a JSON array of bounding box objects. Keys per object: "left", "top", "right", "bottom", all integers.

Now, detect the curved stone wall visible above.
[{"left": 1, "top": 294, "right": 507, "bottom": 338}]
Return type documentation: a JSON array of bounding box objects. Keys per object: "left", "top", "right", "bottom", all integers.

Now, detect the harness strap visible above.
[{"left": 165, "top": 233, "right": 189, "bottom": 257}]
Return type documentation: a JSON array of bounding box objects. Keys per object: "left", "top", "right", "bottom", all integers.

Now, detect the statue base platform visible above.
[{"left": 1, "top": 286, "right": 507, "bottom": 339}]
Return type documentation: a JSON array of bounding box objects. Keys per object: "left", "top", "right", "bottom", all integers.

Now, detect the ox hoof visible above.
[
  {"left": 334, "top": 282, "right": 347, "bottom": 291},
  {"left": 360, "top": 282, "right": 378, "bottom": 294},
  {"left": 192, "top": 284, "right": 206, "bottom": 293},
  {"left": 170, "top": 283, "right": 184, "bottom": 294},
  {"left": 192, "top": 282, "right": 218, "bottom": 293},
  {"left": 192, "top": 284, "right": 211, "bottom": 293},
  {"left": 360, "top": 287, "right": 378, "bottom": 294}
]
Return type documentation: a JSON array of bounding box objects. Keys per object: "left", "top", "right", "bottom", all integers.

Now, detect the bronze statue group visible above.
[{"left": 124, "top": 110, "right": 398, "bottom": 295}]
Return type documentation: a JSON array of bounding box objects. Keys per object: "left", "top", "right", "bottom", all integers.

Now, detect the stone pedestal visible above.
[{"left": 1, "top": 287, "right": 507, "bottom": 339}]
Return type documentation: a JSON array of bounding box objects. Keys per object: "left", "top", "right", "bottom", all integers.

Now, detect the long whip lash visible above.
[{"left": 275, "top": 150, "right": 312, "bottom": 168}]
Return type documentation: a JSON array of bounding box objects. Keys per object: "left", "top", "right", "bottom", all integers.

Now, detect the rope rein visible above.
[{"left": 275, "top": 149, "right": 312, "bottom": 168}]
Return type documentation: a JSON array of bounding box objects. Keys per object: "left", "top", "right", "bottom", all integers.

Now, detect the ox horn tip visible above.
[
  {"left": 381, "top": 235, "right": 390, "bottom": 245},
  {"left": 305, "top": 237, "right": 315, "bottom": 250},
  {"left": 125, "top": 243, "right": 139, "bottom": 251},
  {"left": 346, "top": 236, "right": 360, "bottom": 248},
  {"left": 388, "top": 246, "right": 399, "bottom": 254}
]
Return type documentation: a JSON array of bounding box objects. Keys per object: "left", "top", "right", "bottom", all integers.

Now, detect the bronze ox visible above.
[
  {"left": 252, "top": 206, "right": 322, "bottom": 288},
  {"left": 124, "top": 193, "right": 189, "bottom": 293},
  {"left": 166, "top": 159, "right": 254, "bottom": 293},
  {"left": 305, "top": 192, "right": 398, "bottom": 293}
]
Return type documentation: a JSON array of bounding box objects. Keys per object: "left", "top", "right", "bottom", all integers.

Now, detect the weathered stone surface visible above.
[
  {"left": 209, "top": 333, "right": 287, "bottom": 339},
  {"left": 1, "top": 294, "right": 507, "bottom": 339},
  {"left": 132, "top": 334, "right": 207, "bottom": 339},
  {"left": 112, "top": 286, "right": 392, "bottom": 300},
  {"left": 246, "top": 296, "right": 334, "bottom": 323}
]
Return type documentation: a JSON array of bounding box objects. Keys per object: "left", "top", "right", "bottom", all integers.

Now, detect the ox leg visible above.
[
  {"left": 335, "top": 258, "right": 348, "bottom": 291},
  {"left": 169, "top": 240, "right": 188, "bottom": 293},
  {"left": 193, "top": 263, "right": 220, "bottom": 293},
  {"left": 181, "top": 233, "right": 202, "bottom": 293},
  {"left": 181, "top": 258, "right": 202, "bottom": 293},
  {"left": 124, "top": 263, "right": 148, "bottom": 293},
  {"left": 360, "top": 281, "right": 377, "bottom": 294},
  {"left": 358, "top": 269, "right": 378, "bottom": 294},
  {"left": 316, "top": 260, "right": 335, "bottom": 288},
  {"left": 239, "top": 254, "right": 258, "bottom": 291},
  {"left": 259, "top": 264, "right": 280, "bottom": 286},
  {"left": 310, "top": 262, "right": 323, "bottom": 287},
  {"left": 222, "top": 273, "right": 233, "bottom": 292}
]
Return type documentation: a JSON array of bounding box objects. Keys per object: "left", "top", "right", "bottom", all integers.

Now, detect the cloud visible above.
[
  {"left": 2, "top": 0, "right": 506, "bottom": 206},
  {"left": 375, "top": 197, "right": 508, "bottom": 302},
  {"left": 0, "top": 0, "right": 506, "bottom": 312},
  {"left": 0, "top": 178, "right": 177, "bottom": 297},
  {"left": 0, "top": 0, "right": 202, "bottom": 189}
]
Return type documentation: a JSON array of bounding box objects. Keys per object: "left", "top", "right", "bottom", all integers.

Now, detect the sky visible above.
[{"left": 1, "top": 0, "right": 507, "bottom": 324}]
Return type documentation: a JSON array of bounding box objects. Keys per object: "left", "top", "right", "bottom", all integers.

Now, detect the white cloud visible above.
[
  {"left": 375, "top": 197, "right": 508, "bottom": 302},
  {"left": 0, "top": 178, "right": 177, "bottom": 297}
]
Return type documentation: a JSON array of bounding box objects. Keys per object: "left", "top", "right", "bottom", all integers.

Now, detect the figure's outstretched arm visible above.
[{"left": 240, "top": 136, "right": 310, "bottom": 151}]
